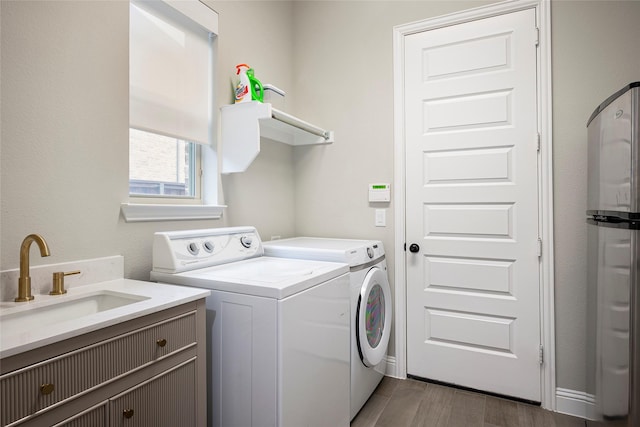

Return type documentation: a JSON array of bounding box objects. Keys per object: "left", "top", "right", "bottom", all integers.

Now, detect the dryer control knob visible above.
[
  {"left": 240, "top": 235, "right": 253, "bottom": 248},
  {"left": 366, "top": 247, "right": 374, "bottom": 259}
]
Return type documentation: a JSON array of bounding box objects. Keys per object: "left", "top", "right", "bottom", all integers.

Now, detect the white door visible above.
[{"left": 404, "top": 8, "right": 542, "bottom": 401}]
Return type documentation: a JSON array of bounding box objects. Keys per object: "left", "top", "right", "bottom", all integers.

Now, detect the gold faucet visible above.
[{"left": 16, "top": 234, "right": 51, "bottom": 302}]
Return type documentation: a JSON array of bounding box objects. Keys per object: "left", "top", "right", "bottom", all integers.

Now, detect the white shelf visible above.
[{"left": 221, "top": 102, "right": 334, "bottom": 174}]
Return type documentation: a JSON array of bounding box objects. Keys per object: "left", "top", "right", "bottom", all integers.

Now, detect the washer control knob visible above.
[
  {"left": 240, "top": 235, "right": 253, "bottom": 248},
  {"left": 366, "top": 247, "right": 374, "bottom": 259},
  {"left": 203, "top": 241, "right": 215, "bottom": 253},
  {"left": 187, "top": 242, "right": 199, "bottom": 255}
]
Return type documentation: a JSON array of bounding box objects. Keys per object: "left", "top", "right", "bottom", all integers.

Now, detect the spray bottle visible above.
[
  {"left": 235, "top": 64, "right": 264, "bottom": 103},
  {"left": 234, "top": 64, "right": 251, "bottom": 103}
]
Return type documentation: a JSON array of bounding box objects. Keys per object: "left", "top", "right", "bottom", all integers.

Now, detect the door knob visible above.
[{"left": 409, "top": 243, "right": 420, "bottom": 253}]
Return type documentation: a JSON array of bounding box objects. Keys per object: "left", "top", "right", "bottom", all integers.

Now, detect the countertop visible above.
[{"left": 0, "top": 279, "right": 210, "bottom": 359}]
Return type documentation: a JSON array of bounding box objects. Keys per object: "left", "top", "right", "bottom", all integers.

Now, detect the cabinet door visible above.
[{"left": 109, "top": 359, "right": 196, "bottom": 427}]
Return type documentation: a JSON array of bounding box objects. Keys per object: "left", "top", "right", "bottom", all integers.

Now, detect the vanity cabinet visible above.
[{"left": 0, "top": 300, "right": 207, "bottom": 427}]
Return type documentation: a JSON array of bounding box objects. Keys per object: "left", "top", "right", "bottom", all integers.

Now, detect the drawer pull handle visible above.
[
  {"left": 40, "top": 383, "right": 55, "bottom": 395},
  {"left": 157, "top": 338, "right": 167, "bottom": 347},
  {"left": 123, "top": 408, "right": 134, "bottom": 419}
]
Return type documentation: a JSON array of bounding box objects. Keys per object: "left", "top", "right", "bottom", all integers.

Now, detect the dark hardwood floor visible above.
[{"left": 351, "top": 376, "right": 588, "bottom": 427}]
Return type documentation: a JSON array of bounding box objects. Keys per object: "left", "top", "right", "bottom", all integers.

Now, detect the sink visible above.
[
  {"left": 0, "top": 278, "right": 210, "bottom": 359},
  {"left": 0, "top": 291, "right": 150, "bottom": 332}
]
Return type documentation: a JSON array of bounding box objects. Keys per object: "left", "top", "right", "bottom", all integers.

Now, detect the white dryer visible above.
[
  {"left": 263, "top": 237, "right": 392, "bottom": 420},
  {"left": 151, "top": 227, "right": 351, "bottom": 427}
]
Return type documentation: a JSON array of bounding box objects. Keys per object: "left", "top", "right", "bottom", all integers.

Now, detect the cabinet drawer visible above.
[
  {"left": 109, "top": 359, "right": 196, "bottom": 427},
  {"left": 1, "top": 312, "right": 196, "bottom": 426},
  {"left": 52, "top": 402, "right": 107, "bottom": 427}
]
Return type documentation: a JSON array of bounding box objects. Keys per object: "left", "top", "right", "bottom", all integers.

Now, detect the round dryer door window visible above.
[{"left": 356, "top": 266, "right": 392, "bottom": 367}]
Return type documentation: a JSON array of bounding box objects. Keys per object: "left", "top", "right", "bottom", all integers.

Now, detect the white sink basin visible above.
[{"left": 0, "top": 291, "right": 149, "bottom": 332}]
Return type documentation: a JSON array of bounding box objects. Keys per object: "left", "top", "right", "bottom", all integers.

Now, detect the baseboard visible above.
[{"left": 556, "top": 387, "right": 595, "bottom": 420}]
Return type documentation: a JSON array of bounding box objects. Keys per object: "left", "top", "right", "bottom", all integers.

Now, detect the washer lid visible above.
[
  {"left": 356, "top": 267, "right": 392, "bottom": 367},
  {"left": 263, "top": 237, "right": 385, "bottom": 267},
  {"left": 151, "top": 257, "right": 349, "bottom": 299}
]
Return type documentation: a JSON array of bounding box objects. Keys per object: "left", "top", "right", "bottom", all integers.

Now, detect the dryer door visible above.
[{"left": 356, "top": 266, "right": 392, "bottom": 367}]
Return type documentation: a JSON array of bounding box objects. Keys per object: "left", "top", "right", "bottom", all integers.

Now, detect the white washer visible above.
[
  {"left": 263, "top": 237, "right": 392, "bottom": 420},
  {"left": 150, "top": 227, "right": 351, "bottom": 427}
]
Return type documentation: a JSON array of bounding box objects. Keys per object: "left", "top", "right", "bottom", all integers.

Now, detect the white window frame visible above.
[
  {"left": 121, "top": 0, "right": 224, "bottom": 222},
  {"left": 128, "top": 130, "right": 201, "bottom": 202}
]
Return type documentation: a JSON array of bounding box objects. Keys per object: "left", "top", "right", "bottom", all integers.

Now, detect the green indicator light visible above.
[{"left": 372, "top": 185, "right": 387, "bottom": 189}]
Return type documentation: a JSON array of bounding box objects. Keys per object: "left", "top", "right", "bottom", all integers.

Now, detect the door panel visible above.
[
  {"left": 425, "top": 256, "right": 513, "bottom": 294},
  {"left": 405, "top": 8, "right": 541, "bottom": 401},
  {"left": 424, "top": 147, "right": 513, "bottom": 184}
]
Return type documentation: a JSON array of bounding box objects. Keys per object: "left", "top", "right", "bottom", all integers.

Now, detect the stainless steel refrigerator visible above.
[{"left": 586, "top": 82, "right": 640, "bottom": 426}]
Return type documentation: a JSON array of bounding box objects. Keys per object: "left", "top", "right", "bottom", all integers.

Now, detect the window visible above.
[
  {"left": 123, "top": 0, "right": 221, "bottom": 221},
  {"left": 129, "top": 129, "right": 198, "bottom": 197}
]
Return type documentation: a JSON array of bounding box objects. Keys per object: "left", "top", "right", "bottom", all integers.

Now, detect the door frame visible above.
[{"left": 392, "top": 0, "right": 555, "bottom": 410}]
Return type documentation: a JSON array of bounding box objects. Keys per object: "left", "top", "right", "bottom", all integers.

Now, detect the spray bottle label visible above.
[{"left": 235, "top": 83, "right": 249, "bottom": 102}]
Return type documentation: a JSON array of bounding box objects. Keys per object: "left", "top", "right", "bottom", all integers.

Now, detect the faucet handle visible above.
[{"left": 50, "top": 270, "right": 81, "bottom": 295}]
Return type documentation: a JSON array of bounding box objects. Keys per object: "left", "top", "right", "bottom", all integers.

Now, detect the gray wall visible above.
[
  {"left": 551, "top": 0, "right": 640, "bottom": 392},
  {"left": 2, "top": 0, "right": 640, "bottom": 396},
  {"left": 215, "top": 1, "right": 298, "bottom": 239},
  {"left": 0, "top": 0, "right": 297, "bottom": 280}
]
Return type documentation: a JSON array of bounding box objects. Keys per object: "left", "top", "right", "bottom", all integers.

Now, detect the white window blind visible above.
[{"left": 130, "top": 0, "right": 216, "bottom": 146}]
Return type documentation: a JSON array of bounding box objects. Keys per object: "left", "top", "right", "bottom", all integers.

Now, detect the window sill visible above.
[{"left": 120, "top": 203, "right": 225, "bottom": 223}]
